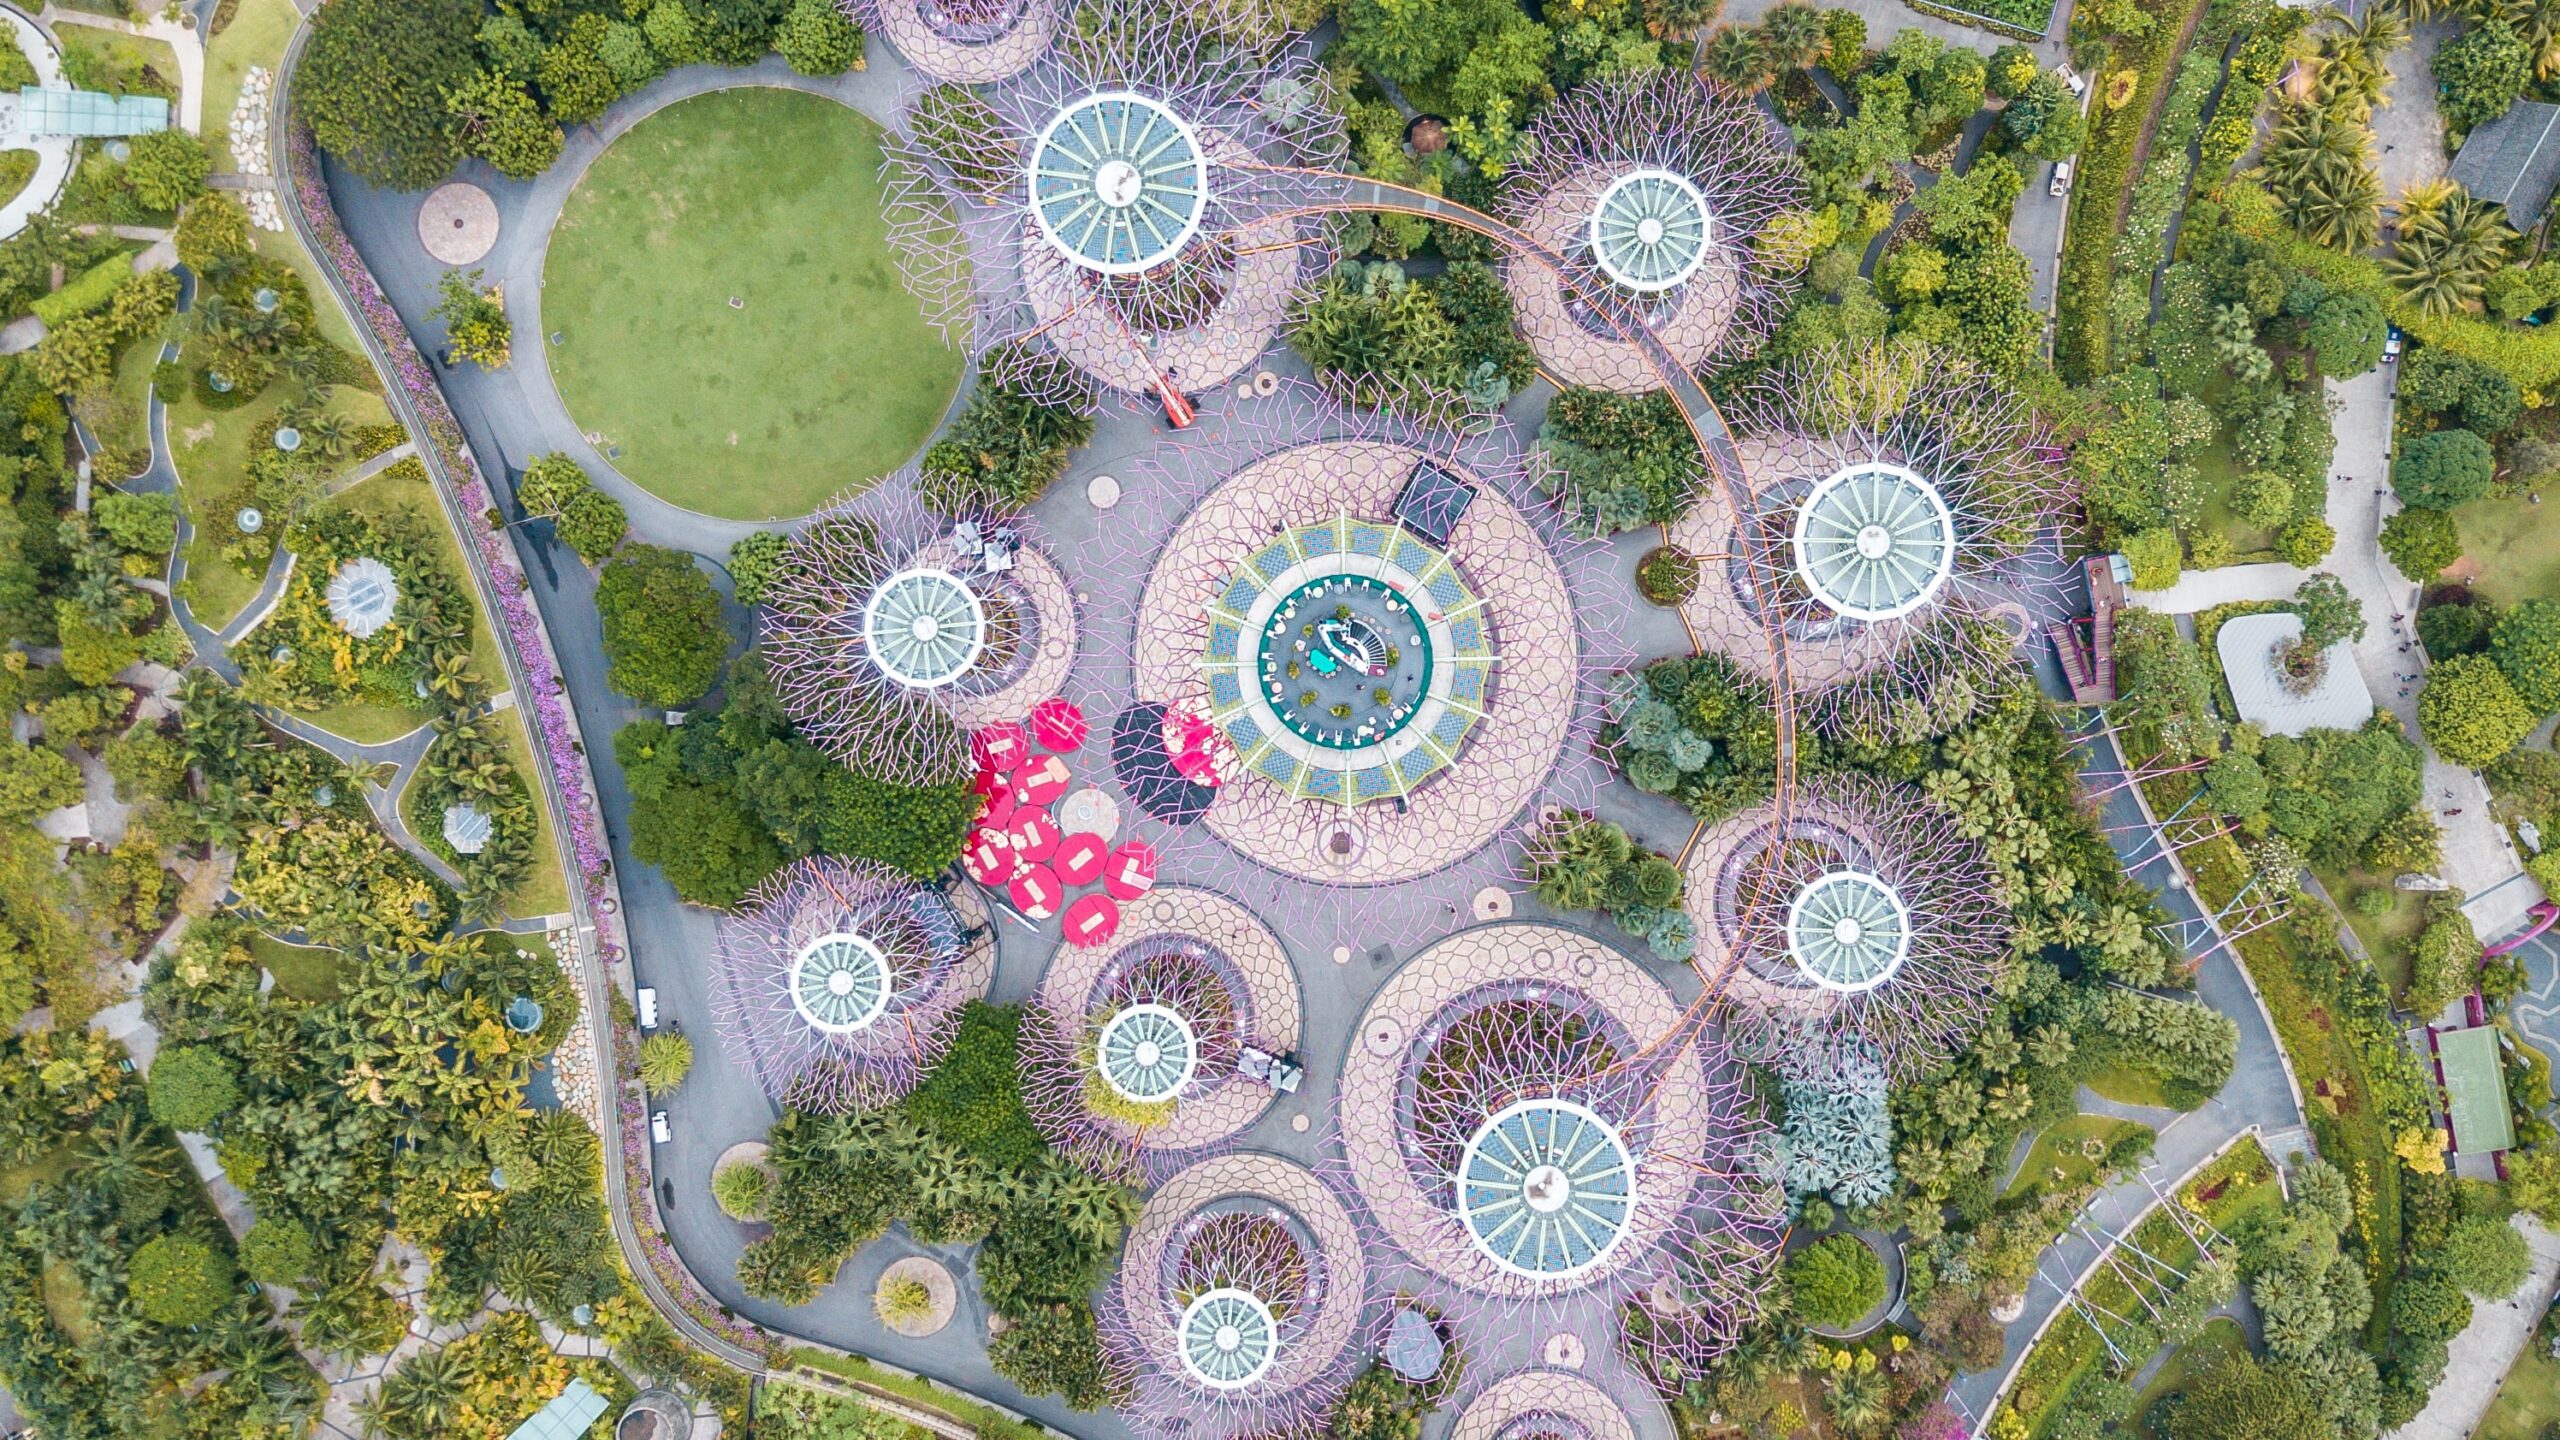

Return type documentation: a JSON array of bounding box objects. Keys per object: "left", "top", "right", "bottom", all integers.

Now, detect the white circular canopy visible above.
[
  {"left": 1455, "top": 1098, "right": 1636, "bottom": 1280},
  {"left": 1588, "top": 168, "right": 1713, "bottom": 293},
  {"left": 1177, "top": 1285, "right": 1279, "bottom": 1390},
  {"left": 326, "top": 556, "right": 400, "bottom": 639},
  {"left": 862, "top": 567, "right": 989, "bottom": 689},
  {"left": 1785, "top": 870, "right": 1911, "bottom": 993},
  {"left": 1789, "top": 463, "right": 1956, "bottom": 622},
  {"left": 1097, "top": 1001, "right": 1199, "bottom": 1104},
  {"left": 1029, "top": 90, "right": 1208, "bottom": 276},
  {"left": 789, "top": 932, "right": 894, "bottom": 1034}
]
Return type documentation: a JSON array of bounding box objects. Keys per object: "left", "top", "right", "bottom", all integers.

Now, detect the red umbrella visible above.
[
  {"left": 1029, "top": 697, "right": 1089, "bottom": 754},
  {"left": 1008, "top": 808, "right": 1061, "bottom": 864},
  {"left": 1055, "top": 831, "right": 1109, "bottom": 887},
  {"left": 962, "top": 832, "right": 1018, "bottom": 885},
  {"left": 1008, "top": 863, "right": 1063, "bottom": 921},
  {"left": 977, "top": 784, "right": 1017, "bottom": 831},
  {"left": 1104, "top": 839, "right": 1158, "bottom": 900},
  {"left": 1016, "top": 754, "right": 1072, "bottom": 806},
  {"left": 972, "top": 764, "right": 1007, "bottom": 800},
  {"left": 1062, "top": 892, "right": 1122, "bottom": 947},
  {"left": 973, "top": 723, "right": 1029, "bottom": 774}
]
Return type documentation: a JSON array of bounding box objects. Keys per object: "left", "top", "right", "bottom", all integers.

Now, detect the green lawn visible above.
[
  {"left": 248, "top": 931, "right": 342, "bottom": 1001},
  {"left": 2003, "top": 1115, "right": 2155, "bottom": 1201},
  {"left": 2130, "top": 1317, "right": 2251, "bottom": 1440},
  {"left": 166, "top": 381, "right": 387, "bottom": 514},
  {"left": 2084, "top": 1062, "right": 2179, "bottom": 1110},
  {"left": 2481, "top": 1330, "right": 2560, "bottom": 1440},
  {"left": 541, "top": 88, "right": 963, "bottom": 520},
  {"left": 2188, "top": 429, "right": 2282, "bottom": 564},
  {"left": 56, "top": 27, "right": 177, "bottom": 101},
  {"left": 204, "top": 0, "right": 299, "bottom": 174},
  {"left": 2455, "top": 491, "right": 2560, "bottom": 609}
]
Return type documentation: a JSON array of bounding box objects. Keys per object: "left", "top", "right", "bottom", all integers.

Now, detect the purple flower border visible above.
[{"left": 286, "top": 122, "right": 771, "bottom": 1362}]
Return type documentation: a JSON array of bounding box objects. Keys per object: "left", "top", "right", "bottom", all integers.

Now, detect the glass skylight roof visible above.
[
  {"left": 1588, "top": 169, "right": 1712, "bottom": 293},
  {"left": 1097, "top": 1002, "right": 1198, "bottom": 1103},
  {"left": 1455, "top": 1098, "right": 1635, "bottom": 1280},
  {"left": 1030, "top": 91, "right": 1208, "bottom": 275},
  {"left": 789, "top": 933, "right": 894, "bottom": 1034},
  {"left": 1785, "top": 870, "right": 1910, "bottom": 992},
  {"left": 862, "top": 567, "right": 988, "bottom": 689},
  {"left": 1177, "top": 1286, "right": 1279, "bottom": 1389},
  {"left": 325, "top": 556, "right": 400, "bottom": 638},
  {"left": 1789, "top": 463, "right": 1956, "bottom": 621}
]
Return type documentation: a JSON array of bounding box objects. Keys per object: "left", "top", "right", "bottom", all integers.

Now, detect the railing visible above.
[{"left": 267, "top": 18, "right": 767, "bottom": 1375}]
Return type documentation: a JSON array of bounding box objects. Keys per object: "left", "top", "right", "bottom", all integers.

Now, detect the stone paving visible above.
[
  {"left": 943, "top": 541, "right": 1079, "bottom": 731},
  {"left": 1332, "top": 923, "right": 1710, "bottom": 1302},
  {"left": 1502, "top": 169, "right": 1744, "bottom": 394},
  {"left": 1021, "top": 207, "right": 1319, "bottom": 401},
  {"left": 1132, "top": 438, "right": 1577, "bottom": 884},
  {"left": 1033, "top": 885, "right": 1301, "bottom": 1159},
  {"left": 1449, "top": 1368, "right": 1639, "bottom": 1440}
]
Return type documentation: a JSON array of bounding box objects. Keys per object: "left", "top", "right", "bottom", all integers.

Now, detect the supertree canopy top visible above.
[
  {"left": 1331, "top": 922, "right": 1785, "bottom": 1372},
  {"left": 1020, "top": 886, "right": 1303, "bottom": 1183},
  {"left": 708, "top": 856, "right": 995, "bottom": 1113},
  {"left": 1107, "top": 1152, "right": 1373, "bottom": 1440},
  {"left": 842, "top": 0, "right": 1060, "bottom": 86},
  {"left": 1497, "top": 69, "right": 1805, "bottom": 392},
  {"left": 882, "top": 0, "right": 1344, "bottom": 407},
  {"left": 1447, "top": 1368, "right": 1637, "bottom": 1440},
  {"left": 760, "top": 486, "right": 1078, "bottom": 786},
  {"left": 1683, "top": 774, "right": 2007, "bottom": 1081},
  {"left": 1669, "top": 340, "right": 2068, "bottom": 740}
]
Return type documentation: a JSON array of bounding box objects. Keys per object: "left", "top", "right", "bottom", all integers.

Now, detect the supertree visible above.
[
  {"left": 758, "top": 484, "right": 1077, "bottom": 786},
  {"left": 1332, "top": 923, "right": 1785, "bottom": 1390},
  {"left": 1669, "top": 339, "right": 2072, "bottom": 743},
  {"left": 1104, "top": 1152, "right": 1374, "bottom": 1440},
  {"left": 1018, "top": 886, "right": 1301, "bottom": 1183},
  {"left": 880, "top": 0, "right": 1344, "bottom": 412},
  {"left": 1446, "top": 1368, "right": 1640, "bottom": 1440},
  {"left": 1049, "top": 381, "right": 1633, "bottom": 954},
  {"left": 1682, "top": 774, "right": 2008, "bottom": 1083},
  {"left": 837, "top": 0, "right": 1059, "bottom": 85},
  {"left": 1497, "top": 68, "right": 1807, "bottom": 392},
  {"left": 707, "top": 856, "right": 994, "bottom": 1112}
]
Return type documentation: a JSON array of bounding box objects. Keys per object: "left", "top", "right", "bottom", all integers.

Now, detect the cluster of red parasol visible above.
[{"left": 961, "top": 698, "right": 1157, "bottom": 946}]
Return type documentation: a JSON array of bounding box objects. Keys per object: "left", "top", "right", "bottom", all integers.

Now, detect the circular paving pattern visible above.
[
  {"left": 1024, "top": 887, "right": 1302, "bottom": 1178},
  {"left": 1449, "top": 1368, "right": 1638, "bottom": 1440},
  {"left": 418, "top": 181, "right": 499, "bottom": 266},
  {"left": 1503, "top": 166, "right": 1744, "bottom": 393},
  {"left": 877, "top": 1255, "right": 958, "bottom": 1338},
  {"left": 1132, "top": 439, "right": 1577, "bottom": 884},
  {"left": 1335, "top": 923, "right": 1711, "bottom": 1300}
]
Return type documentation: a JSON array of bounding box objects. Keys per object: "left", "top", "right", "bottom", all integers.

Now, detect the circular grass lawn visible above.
[{"left": 540, "top": 88, "right": 962, "bottom": 520}]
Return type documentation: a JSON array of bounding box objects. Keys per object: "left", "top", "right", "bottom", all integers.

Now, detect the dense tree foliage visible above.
[
  {"left": 300, "top": 0, "right": 482, "bottom": 189},
  {"left": 2418, "top": 654, "right": 2536, "bottom": 767},
  {"left": 597, "top": 544, "right": 728, "bottom": 707},
  {"left": 1536, "top": 388, "right": 1705, "bottom": 535},
  {"left": 2393, "top": 428, "right": 2497, "bottom": 510}
]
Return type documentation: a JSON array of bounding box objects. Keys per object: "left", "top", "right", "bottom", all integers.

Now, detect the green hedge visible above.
[{"left": 31, "top": 254, "right": 132, "bottom": 328}]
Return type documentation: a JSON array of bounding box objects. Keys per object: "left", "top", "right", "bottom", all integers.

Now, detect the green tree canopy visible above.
[
  {"left": 597, "top": 545, "right": 728, "bottom": 707},
  {"left": 2291, "top": 573, "right": 2366, "bottom": 650},
  {"left": 238, "top": 1217, "right": 317, "bottom": 1286},
  {"left": 2491, "top": 597, "right": 2560, "bottom": 713},
  {"left": 127, "top": 1234, "right": 233, "bottom": 1326},
  {"left": 299, "top": 0, "right": 481, "bottom": 189},
  {"left": 145, "top": 1044, "right": 239, "bottom": 1133},
  {"left": 2418, "top": 654, "right": 2537, "bottom": 767},
  {"left": 2436, "top": 19, "right": 2532, "bottom": 131},
  {"left": 2379, "top": 506, "right": 2462, "bottom": 582},
  {"left": 2394, "top": 428, "right": 2497, "bottom": 510},
  {"left": 1784, "top": 1234, "right": 1887, "bottom": 1328}
]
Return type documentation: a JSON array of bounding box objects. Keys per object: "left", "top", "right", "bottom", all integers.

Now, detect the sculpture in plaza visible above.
[
  {"left": 707, "top": 855, "right": 991, "bottom": 1112},
  {"left": 1684, "top": 773, "right": 2009, "bottom": 1081},
  {"left": 881, "top": 0, "right": 1344, "bottom": 413},
  {"left": 1498, "top": 68, "right": 1807, "bottom": 390}
]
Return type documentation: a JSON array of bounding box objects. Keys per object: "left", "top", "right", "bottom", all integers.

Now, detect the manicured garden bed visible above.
[{"left": 541, "top": 88, "right": 964, "bottom": 520}]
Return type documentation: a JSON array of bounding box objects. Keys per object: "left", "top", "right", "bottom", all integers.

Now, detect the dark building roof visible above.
[
  {"left": 1393, "top": 458, "right": 1476, "bottom": 547},
  {"left": 2449, "top": 99, "right": 2560, "bottom": 225}
]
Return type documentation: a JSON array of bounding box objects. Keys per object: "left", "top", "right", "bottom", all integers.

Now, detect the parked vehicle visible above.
[
  {"left": 650, "top": 1110, "right": 672, "bottom": 1144},
  {"left": 637, "top": 986, "right": 660, "bottom": 1030},
  {"left": 2050, "top": 160, "right": 2075, "bottom": 197},
  {"left": 2384, "top": 325, "right": 2405, "bottom": 360},
  {"left": 2054, "top": 62, "right": 2087, "bottom": 96}
]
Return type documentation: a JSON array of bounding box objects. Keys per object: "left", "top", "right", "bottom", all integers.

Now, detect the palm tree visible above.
[
  {"left": 379, "top": 1346, "right": 464, "bottom": 1432},
  {"left": 75, "top": 1106, "right": 175, "bottom": 1201},
  {"left": 1704, "top": 25, "right": 1772, "bottom": 93},
  {"left": 1763, "top": 3, "right": 1827, "bottom": 69},
  {"left": 2523, "top": 0, "right": 2560, "bottom": 76},
  {"left": 2295, "top": 156, "right": 2383, "bottom": 250},
  {"left": 2388, "top": 184, "right": 2515, "bottom": 313},
  {"left": 302, "top": 410, "right": 352, "bottom": 460}
]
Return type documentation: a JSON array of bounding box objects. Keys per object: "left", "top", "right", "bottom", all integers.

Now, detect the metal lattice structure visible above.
[
  {"left": 881, "top": 0, "right": 1344, "bottom": 408},
  {"left": 1042, "top": 383, "right": 1631, "bottom": 955},
  {"left": 1331, "top": 923, "right": 1786, "bottom": 1389},
  {"left": 1447, "top": 1368, "right": 1639, "bottom": 1440},
  {"left": 1671, "top": 340, "right": 2072, "bottom": 743},
  {"left": 1105, "top": 1152, "right": 1375, "bottom": 1440},
  {"left": 1019, "top": 886, "right": 1303, "bottom": 1183},
  {"left": 760, "top": 484, "right": 1077, "bottom": 786},
  {"left": 1684, "top": 774, "right": 2008, "bottom": 1082},
  {"left": 838, "top": 0, "right": 1061, "bottom": 85},
  {"left": 707, "top": 857, "right": 995, "bottom": 1113},
  {"left": 1497, "top": 69, "right": 1806, "bottom": 392}
]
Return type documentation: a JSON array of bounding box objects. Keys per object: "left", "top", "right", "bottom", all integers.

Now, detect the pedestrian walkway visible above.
[{"left": 2384, "top": 1218, "right": 2560, "bottom": 1440}]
